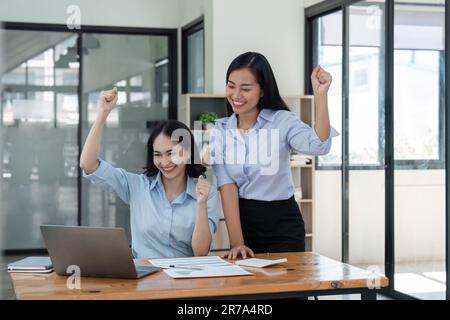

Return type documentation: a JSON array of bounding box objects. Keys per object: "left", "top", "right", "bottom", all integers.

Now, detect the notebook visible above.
[
  {"left": 7, "top": 256, "right": 53, "bottom": 273},
  {"left": 234, "top": 258, "right": 288, "bottom": 268}
]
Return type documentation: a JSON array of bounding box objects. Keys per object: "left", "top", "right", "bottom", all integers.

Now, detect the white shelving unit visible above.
[
  {"left": 285, "top": 95, "right": 315, "bottom": 252},
  {"left": 180, "top": 94, "right": 316, "bottom": 252}
]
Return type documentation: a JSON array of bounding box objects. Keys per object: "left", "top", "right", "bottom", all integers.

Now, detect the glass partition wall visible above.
[
  {"left": 306, "top": 0, "right": 448, "bottom": 299},
  {"left": 311, "top": 10, "right": 343, "bottom": 262},
  {"left": 1, "top": 30, "right": 79, "bottom": 250},
  {"left": 0, "top": 25, "right": 176, "bottom": 251},
  {"left": 80, "top": 33, "right": 171, "bottom": 243},
  {"left": 393, "top": 0, "right": 446, "bottom": 300}
]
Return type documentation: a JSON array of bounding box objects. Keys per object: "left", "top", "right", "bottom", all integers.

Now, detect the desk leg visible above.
[{"left": 361, "top": 290, "right": 377, "bottom": 300}]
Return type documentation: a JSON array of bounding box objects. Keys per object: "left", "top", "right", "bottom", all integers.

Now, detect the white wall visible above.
[
  {"left": 177, "top": 0, "right": 308, "bottom": 97},
  {"left": 304, "top": 0, "right": 324, "bottom": 7},
  {"left": 0, "top": 0, "right": 180, "bottom": 28},
  {"left": 0, "top": 0, "right": 309, "bottom": 96},
  {"left": 210, "top": 0, "right": 305, "bottom": 95}
]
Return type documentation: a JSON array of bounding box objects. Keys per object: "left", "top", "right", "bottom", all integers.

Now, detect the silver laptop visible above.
[{"left": 40, "top": 225, "right": 160, "bottom": 279}]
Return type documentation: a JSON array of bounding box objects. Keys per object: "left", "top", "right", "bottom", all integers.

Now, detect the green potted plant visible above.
[{"left": 198, "top": 112, "right": 218, "bottom": 130}]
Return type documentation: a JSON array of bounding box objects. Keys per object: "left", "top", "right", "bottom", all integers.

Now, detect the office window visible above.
[
  {"left": 393, "top": 0, "right": 446, "bottom": 300},
  {"left": 352, "top": 69, "right": 368, "bottom": 88},
  {"left": 0, "top": 30, "right": 79, "bottom": 250},
  {"left": 56, "top": 93, "right": 78, "bottom": 127},
  {"left": 306, "top": 0, "right": 447, "bottom": 301},
  {"left": 310, "top": 0, "right": 387, "bottom": 273},
  {"left": 348, "top": 0, "right": 386, "bottom": 275},
  {"left": 310, "top": 10, "right": 343, "bottom": 262},
  {"left": 55, "top": 36, "right": 78, "bottom": 86},
  {"left": 155, "top": 57, "right": 169, "bottom": 106},
  {"left": 348, "top": 1, "right": 384, "bottom": 167},
  {"left": 394, "top": 51, "right": 442, "bottom": 161},
  {"left": 1, "top": 63, "right": 26, "bottom": 85},
  {"left": 312, "top": 12, "right": 343, "bottom": 167},
  {"left": 0, "top": 25, "right": 177, "bottom": 251},
  {"left": 81, "top": 33, "right": 172, "bottom": 242},
  {"left": 311, "top": 2, "right": 444, "bottom": 170},
  {"left": 27, "top": 49, "right": 55, "bottom": 86},
  {"left": 182, "top": 17, "right": 205, "bottom": 93},
  {"left": 130, "top": 74, "right": 143, "bottom": 86}
]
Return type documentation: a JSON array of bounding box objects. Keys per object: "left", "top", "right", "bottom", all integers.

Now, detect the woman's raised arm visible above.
[{"left": 80, "top": 87, "right": 118, "bottom": 173}]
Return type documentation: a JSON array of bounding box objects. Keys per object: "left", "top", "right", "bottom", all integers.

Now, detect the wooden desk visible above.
[{"left": 9, "top": 252, "right": 388, "bottom": 300}]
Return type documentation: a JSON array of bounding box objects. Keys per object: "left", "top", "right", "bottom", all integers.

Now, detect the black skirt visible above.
[{"left": 239, "top": 196, "right": 305, "bottom": 253}]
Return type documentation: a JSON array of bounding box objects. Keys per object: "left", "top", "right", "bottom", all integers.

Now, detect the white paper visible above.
[
  {"left": 242, "top": 266, "right": 288, "bottom": 277},
  {"left": 163, "top": 265, "right": 252, "bottom": 279},
  {"left": 234, "top": 258, "right": 288, "bottom": 268},
  {"left": 149, "top": 255, "right": 232, "bottom": 269}
]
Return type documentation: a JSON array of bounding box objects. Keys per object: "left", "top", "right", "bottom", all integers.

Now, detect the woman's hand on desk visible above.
[{"left": 223, "top": 244, "right": 255, "bottom": 260}]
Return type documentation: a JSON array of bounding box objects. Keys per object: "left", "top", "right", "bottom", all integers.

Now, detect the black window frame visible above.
[
  {"left": 308, "top": 2, "right": 446, "bottom": 172},
  {"left": 305, "top": 0, "right": 449, "bottom": 300},
  {"left": 181, "top": 16, "right": 205, "bottom": 94}
]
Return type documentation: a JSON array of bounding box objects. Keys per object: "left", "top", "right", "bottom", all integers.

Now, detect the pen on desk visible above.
[{"left": 168, "top": 265, "right": 204, "bottom": 271}]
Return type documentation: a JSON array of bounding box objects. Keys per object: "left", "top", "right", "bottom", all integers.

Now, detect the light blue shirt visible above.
[
  {"left": 210, "top": 108, "right": 339, "bottom": 201},
  {"left": 83, "top": 159, "right": 220, "bottom": 259}
]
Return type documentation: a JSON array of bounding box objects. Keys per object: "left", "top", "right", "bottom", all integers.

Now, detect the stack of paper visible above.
[
  {"left": 149, "top": 256, "right": 252, "bottom": 279},
  {"left": 162, "top": 266, "right": 252, "bottom": 279},
  {"left": 235, "top": 258, "right": 288, "bottom": 268}
]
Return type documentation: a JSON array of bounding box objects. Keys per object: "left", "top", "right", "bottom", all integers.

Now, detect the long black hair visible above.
[
  {"left": 226, "top": 52, "right": 290, "bottom": 112},
  {"left": 143, "top": 120, "right": 206, "bottom": 178}
]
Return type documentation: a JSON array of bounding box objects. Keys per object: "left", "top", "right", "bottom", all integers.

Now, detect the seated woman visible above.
[{"left": 80, "top": 87, "right": 219, "bottom": 259}]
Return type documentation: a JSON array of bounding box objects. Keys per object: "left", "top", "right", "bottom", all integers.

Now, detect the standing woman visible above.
[
  {"left": 80, "top": 87, "right": 219, "bottom": 258},
  {"left": 211, "top": 52, "right": 339, "bottom": 259}
]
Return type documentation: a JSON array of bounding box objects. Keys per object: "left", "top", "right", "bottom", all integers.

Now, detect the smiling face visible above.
[
  {"left": 226, "top": 68, "right": 263, "bottom": 117},
  {"left": 152, "top": 133, "right": 188, "bottom": 180}
]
